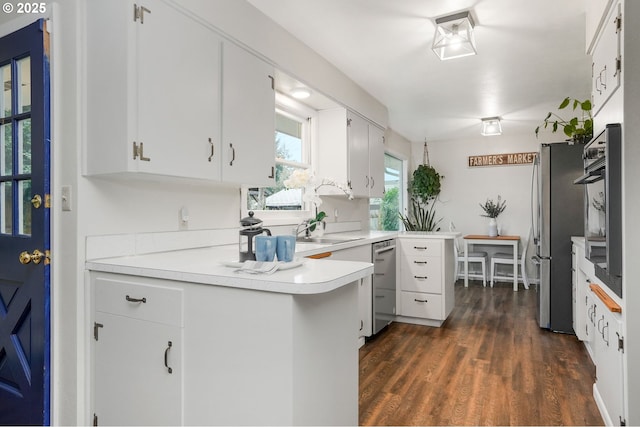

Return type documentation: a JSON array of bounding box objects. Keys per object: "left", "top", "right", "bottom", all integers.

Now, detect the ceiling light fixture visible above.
[
  {"left": 481, "top": 117, "right": 502, "bottom": 136},
  {"left": 290, "top": 87, "right": 312, "bottom": 99},
  {"left": 432, "top": 11, "right": 477, "bottom": 61}
]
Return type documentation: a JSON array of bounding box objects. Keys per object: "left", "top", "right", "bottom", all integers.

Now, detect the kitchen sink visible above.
[{"left": 296, "top": 237, "right": 363, "bottom": 245}]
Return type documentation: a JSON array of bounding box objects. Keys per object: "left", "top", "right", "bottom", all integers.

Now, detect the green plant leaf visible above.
[{"left": 559, "top": 97, "right": 571, "bottom": 109}]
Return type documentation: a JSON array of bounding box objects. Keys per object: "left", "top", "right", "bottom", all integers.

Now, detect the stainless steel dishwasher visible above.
[{"left": 372, "top": 240, "right": 396, "bottom": 334}]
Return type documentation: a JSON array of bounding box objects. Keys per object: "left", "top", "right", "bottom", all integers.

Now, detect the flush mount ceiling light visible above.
[
  {"left": 290, "top": 87, "right": 312, "bottom": 99},
  {"left": 432, "top": 11, "right": 477, "bottom": 61},
  {"left": 481, "top": 117, "right": 502, "bottom": 136}
]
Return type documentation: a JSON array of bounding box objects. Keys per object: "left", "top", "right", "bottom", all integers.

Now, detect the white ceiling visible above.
[{"left": 248, "top": 0, "right": 592, "bottom": 143}]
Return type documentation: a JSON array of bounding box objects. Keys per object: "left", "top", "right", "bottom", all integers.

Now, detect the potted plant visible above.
[
  {"left": 479, "top": 195, "right": 506, "bottom": 237},
  {"left": 536, "top": 97, "right": 593, "bottom": 143},
  {"left": 399, "top": 164, "right": 444, "bottom": 231},
  {"left": 535, "top": 97, "right": 593, "bottom": 143}
]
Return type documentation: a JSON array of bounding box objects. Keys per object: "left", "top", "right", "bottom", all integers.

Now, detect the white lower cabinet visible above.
[
  {"left": 396, "top": 237, "right": 455, "bottom": 327},
  {"left": 92, "top": 276, "right": 184, "bottom": 426},
  {"left": 591, "top": 287, "right": 625, "bottom": 426},
  {"left": 90, "top": 271, "right": 358, "bottom": 425},
  {"left": 572, "top": 239, "right": 626, "bottom": 426},
  {"left": 325, "top": 245, "right": 373, "bottom": 345}
]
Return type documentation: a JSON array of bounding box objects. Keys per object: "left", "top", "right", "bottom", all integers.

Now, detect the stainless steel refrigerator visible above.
[{"left": 531, "top": 142, "right": 584, "bottom": 333}]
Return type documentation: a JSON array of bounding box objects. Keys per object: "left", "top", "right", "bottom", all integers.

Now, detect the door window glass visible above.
[
  {"left": 1, "top": 122, "right": 11, "bottom": 175},
  {"left": 17, "top": 56, "right": 31, "bottom": 113},
  {"left": 18, "top": 118, "right": 31, "bottom": 174},
  {"left": 1, "top": 63, "right": 10, "bottom": 118},
  {"left": 18, "top": 179, "right": 31, "bottom": 235},
  {"left": 1, "top": 180, "right": 12, "bottom": 234}
]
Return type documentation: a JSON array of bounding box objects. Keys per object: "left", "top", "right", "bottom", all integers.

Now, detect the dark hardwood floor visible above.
[{"left": 359, "top": 281, "right": 604, "bottom": 426}]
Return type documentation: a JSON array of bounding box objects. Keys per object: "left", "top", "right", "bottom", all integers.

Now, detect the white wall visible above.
[
  {"left": 0, "top": 0, "right": 394, "bottom": 424},
  {"left": 417, "top": 133, "right": 540, "bottom": 239}
]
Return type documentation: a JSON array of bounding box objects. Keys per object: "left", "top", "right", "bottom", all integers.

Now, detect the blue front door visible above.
[{"left": 0, "top": 20, "right": 51, "bottom": 425}]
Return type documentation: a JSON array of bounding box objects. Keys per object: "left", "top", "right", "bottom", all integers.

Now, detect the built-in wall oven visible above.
[
  {"left": 372, "top": 240, "right": 396, "bottom": 334},
  {"left": 574, "top": 123, "right": 622, "bottom": 297}
]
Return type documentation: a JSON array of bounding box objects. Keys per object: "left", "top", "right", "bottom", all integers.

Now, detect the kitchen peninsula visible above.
[{"left": 86, "top": 246, "right": 372, "bottom": 426}]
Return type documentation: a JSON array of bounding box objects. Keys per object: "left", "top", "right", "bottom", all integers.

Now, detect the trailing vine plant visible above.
[{"left": 399, "top": 142, "right": 444, "bottom": 231}]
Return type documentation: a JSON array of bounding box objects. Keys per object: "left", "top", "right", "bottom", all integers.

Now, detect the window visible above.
[
  {"left": 370, "top": 152, "right": 406, "bottom": 231},
  {"left": 243, "top": 96, "right": 314, "bottom": 221}
]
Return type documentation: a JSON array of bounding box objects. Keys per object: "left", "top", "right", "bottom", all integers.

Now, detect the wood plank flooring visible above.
[{"left": 359, "top": 281, "right": 604, "bottom": 426}]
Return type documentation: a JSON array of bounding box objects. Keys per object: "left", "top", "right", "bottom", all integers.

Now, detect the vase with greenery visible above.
[
  {"left": 399, "top": 164, "right": 444, "bottom": 232},
  {"left": 535, "top": 97, "right": 593, "bottom": 143},
  {"left": 479, "top": 195, "right": 506, "bottom": 237}
]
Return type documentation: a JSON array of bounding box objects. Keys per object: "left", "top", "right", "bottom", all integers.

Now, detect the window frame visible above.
[{"left": 240, "top": 93, "right": 317, "bottom": 225}]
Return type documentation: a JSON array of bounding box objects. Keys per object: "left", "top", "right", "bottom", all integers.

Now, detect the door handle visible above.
[{"left": 19, "top": 249, "right": 47, "bottom": 265}]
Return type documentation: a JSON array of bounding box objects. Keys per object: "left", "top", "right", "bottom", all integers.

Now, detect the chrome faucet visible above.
[{"left": 295, "top": 219, "right": 313, "bottom": 239}]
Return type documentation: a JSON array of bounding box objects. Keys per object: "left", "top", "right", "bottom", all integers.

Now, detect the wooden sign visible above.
[{"left": 468, "top": 152, "right": 537, "bottom": 168}]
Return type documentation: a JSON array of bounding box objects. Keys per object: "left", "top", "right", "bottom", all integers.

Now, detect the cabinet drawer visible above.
[
  {"left": 95, "top": 277, "right": 183, "bottom": 327},
  {"left": 401, "top": 256, "right": 442, "bottom": 294},
  {"left": 400, "top": 240, "right": 442, "bottom": 257},
  {"left": 400, "top": 291, "right": 442, "bottom": 320}
]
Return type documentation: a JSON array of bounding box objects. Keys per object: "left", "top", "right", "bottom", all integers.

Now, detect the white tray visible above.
[{"left": 221, "top": 258, "right": 305, "bottom": 270}]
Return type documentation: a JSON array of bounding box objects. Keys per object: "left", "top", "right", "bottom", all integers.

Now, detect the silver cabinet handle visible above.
[
  {"left": 164, "top": 341, "right": 173, "bottom": 374},
  {"left": 125, "top": 295, "right": 146, "bottom": 303},
  {"left": 229, "top": 143, "right": 236, "bottom": 166},
  {"left": 208, "top": 138, "right": 214, "bottom": 162}
]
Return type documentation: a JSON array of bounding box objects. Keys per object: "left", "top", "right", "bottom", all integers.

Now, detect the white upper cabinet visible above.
[
  {"left": 221, "top": 42, "right": 276, "bottom": 187},
  {"left": 367, "top": 123, "right": 385, "bottom": 198},
  {"left": 85, "top": 1, "right": 275, "bottom": 185},
  {"left": 586, "top": 0, "right": 614, "bottom": 53},
  {"left": 317, "top": 108, "right": 385, "bottom": 198},
  {"left": 86, "top": 0, "right": 222, "bottom": 180},
  {"left": 591, "top": 1, "right": 621, "bottom": 116}
]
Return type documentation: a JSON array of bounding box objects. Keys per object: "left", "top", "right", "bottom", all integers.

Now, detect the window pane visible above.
[
  {"left": 247, "top": 165, "right": 304, "bottom": 211},
  {"left": 1, "top": 181, "right": 12, "bottom": 234},
  {"left": 18, "top": 118, "right": 31, "bottom": 174},
  {"left": 17, "top": 57, "right": 31, "bottom": 113},
  {"left": 275, "top": 113, "right": 303, "bottom": 163},
  {"left": 1, "top": 123, "right": 11, "bottom": 176},
  {"left": 18, "top": 179, "right": 31, "bottom": 235},
  {"left": 1, "top": 64, "right": 10, "bottom": 118},
  {"left": 371, "top": 153, "right": 404, "bottom": 231}
]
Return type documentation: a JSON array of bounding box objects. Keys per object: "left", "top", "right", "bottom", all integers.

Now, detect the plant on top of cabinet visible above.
[
  {"left": 535, "top": 97, "right": 593, "bottom": 143},
  {"left": 399, "top": 152, "right": 444, "bottom": 232}
]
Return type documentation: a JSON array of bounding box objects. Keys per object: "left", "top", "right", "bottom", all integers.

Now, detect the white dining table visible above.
[{"left": 463, "top": 234, "right": 520, "bottom": 291}]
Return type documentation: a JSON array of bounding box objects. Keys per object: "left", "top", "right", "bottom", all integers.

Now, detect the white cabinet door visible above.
[
  {"left": 222, "top": 42, "right": 275, "bottom": 186},
  {"left": 318, "top": 108, "right": 386, "bottom": 198},
  {"left": 329, "top": 244, "right": 373, "bottom": 340},
  {"left": 347, "top": 112, "right": 370, "bottom": 197},
  {"left": 137, "top": 0, "right": 222, "bottom": 179},
  {"left": 586, "top": 0, "right": 614, "bottom": 53},
  {"left": 86, "top": 0, "right": 222, "bottom": 180},
  {"left": 368, "top": 125, "right": 385, "bottom": 198},
  {"left": 592, "top": 292, "right": 625, "bottom": 425},
  {"left": 591, "top": 1, "right": 621, "bottom": 116},
  {"left": 94, "top": 312, "right": 183, "bottom": 426}
]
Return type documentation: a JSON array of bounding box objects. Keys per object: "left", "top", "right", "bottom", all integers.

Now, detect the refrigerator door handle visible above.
[{"left": 531, "top": 255, "right": 551, "bottom": 265}]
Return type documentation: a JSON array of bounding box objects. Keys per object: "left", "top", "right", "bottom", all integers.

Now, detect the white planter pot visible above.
[{"left": 488, "top": 218, "right": 498, "bottom": 237}]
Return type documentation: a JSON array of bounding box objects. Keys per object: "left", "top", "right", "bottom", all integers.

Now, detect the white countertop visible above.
[
  {"left": 85, "top": 230, "right": 457, "bottom": 295},
  {"left": 86, "top": 245, "right": 373, "bottom": 295}
]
